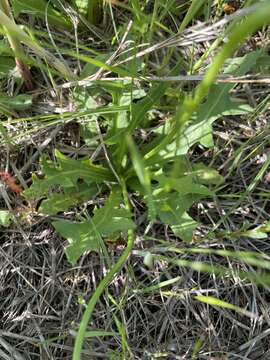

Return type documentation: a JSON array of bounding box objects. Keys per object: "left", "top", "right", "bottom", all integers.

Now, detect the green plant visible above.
[
  {"left": 73, "top": 0, "right": 103, "bottom": 24},
  {"left": 6, "top": 0, "right": 270, "bottom": 358},
  {"left": 0, "top": 2, "right": 74, "bottom": 81},
  {"left": 0, "top": 0, "right": 34, "bottom": 89},
  {"left": 23, "top": 62, "right": 265, "bottom": 360}
]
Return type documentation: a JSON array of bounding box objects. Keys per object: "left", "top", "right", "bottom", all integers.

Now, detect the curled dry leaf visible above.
[{"left": 0, "top": 172, "right": 23, "bottom": 194}]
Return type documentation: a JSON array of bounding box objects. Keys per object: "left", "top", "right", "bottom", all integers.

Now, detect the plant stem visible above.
[
  {"left": 72, "top": 180, "right": 134, "bottom": 360},
  {"left": 87, "top": 0, "right": 102, "bottom": 25},
  {"left": 0, "top": 0, "right": 34, "bottom": 90},
  {"left": 0, "top": 8, "right": 74, "bottom": 80}
]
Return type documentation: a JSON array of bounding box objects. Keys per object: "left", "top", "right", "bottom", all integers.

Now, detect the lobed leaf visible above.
[
  {"left": 152, "top": 51, "right": 262, "bottom": 160},
  {"left": 24, "top": 150, "right": 114, "bottom": 199},
  {"left": 53, "top": 187, "right": 135, "bottom": 265},
  {"left": 39, "top": 183, "right": 100, "bottom": 215},
  {"left": 154, "top": 193, "right": 201, "bottom": 242},
  {"left": 0, "top": 94, "right": 32, "bottom": 112}
]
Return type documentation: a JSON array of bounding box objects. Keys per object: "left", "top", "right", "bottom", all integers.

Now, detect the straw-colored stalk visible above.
[
  {"left": 0, "top": 5, "right": 74, "bottom": 81},
  {"left": 0, "top": 0, "right": 34, "bottom": 90}
]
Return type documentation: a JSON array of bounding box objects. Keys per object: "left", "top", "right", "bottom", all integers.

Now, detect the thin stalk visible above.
[
  {"left": 0, "top": 8, "right": 74, "bottom": 79},
  {"left": 72, "top": 180, "right": 134, "bottom": 360},
  {"left": 87, "top": 0, "right": 102, "bottom": 25},
  {"left": 0, "top": 0, "right": 34, "bottom": 90}
]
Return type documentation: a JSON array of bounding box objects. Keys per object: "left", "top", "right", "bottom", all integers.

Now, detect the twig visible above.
[
  {"left": 62, "top": 3, "right": 259, "bottom": 90},
  {"left": 89, "top": 20, "right": 133, "bottom": 81},
  {"left": 113, "top": 5, "right": 259, "bottom": 67},
  {"left": 59, "top": 5, "right": 262, "bottom": 90},
  {"left": 0, "top": 335, "right": 26, "bottom": 360},
  {"left": 60, "top": 74, "right": 270, "bottom": 89},
  {"left": 238, "top": 328, "right": 270, "bottom": 351},
  {"left": 20, "top": 125, "right": 61, "bottom": 175}
]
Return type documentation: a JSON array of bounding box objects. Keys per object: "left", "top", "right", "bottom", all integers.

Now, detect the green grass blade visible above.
[
  {"left": 194, "top": 295, "right": 256, "bottom": 318},
  {"left": 126, "top": 134, "right": 156, "bottom": 219},
  {"left": 72, "top": 180, "right": 134, "bottom": 360},
  {"left": 145, "top": 1, "right": 270, "bottom": 160},
  {"left": 0, "top": 8, "right": 74, "bottom": 79}
]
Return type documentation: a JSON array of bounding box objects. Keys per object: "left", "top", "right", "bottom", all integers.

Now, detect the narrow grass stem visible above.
[
  {"left": 72, "top": 180, "right": 134, "bottom": 360},
  {"left": 0, "top": 8, "right": 74, "bottom": 79},
  {"left": 87, "top": 0, "right": 102, "bottom": 25},
  {"left": 0, "top": 0, "right": 34, "bottom": 90}
]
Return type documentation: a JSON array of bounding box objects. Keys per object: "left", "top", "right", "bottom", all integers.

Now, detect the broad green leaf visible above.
[
  {"left": 91, "top": 188, "right": 135, "bottom": 236},
  {"left": 113, "top": 83, "right": 146, "bottom": 130},
  {"left": 106, "top": 83, "right": 167, "bottom": 146},
  {"left": 155, "top": 193, "right": 200, "bottom": 242},
  {"left": 53, "top": 220, "right": 101, "bottom": 265},
  {"left": 157, "top": 99, "right": 252, "bottom": 158},
  {"left": 0, "top": 57, "right": 15, "bottom": 79},
  {"left": 53, "top": 188, "right": 135, "bottom": 264},
  {"left": 94, "top": 207, "right": 135, "bottom": 236},
  {"left": 105, "top": 81, "right": 147, "bottom": 146},
  {"left": 111, "top": 83, "right": 169, "bottom": 167},
  {"left": 73, "top": 0, "right": 88, "bottom": 16},
  {"left": 187, "top": 51, "right": 262, "bottom": 148},
  {"left": 12, "top": 0, "right": 71, "bottom": 29},
  {"left": 76, "top": 81, "right": 146, "bottom": 145},
  {"left": 73, "top": 88, "right": 99, "bottom": 144},
  {"left": 80, "top": 54, "right": 111, "bottom": 78},
  {"left": 0, "top": 210, "right": 12, "bottom": 227},
  {"left": 73, "top": 88, "right": 99, "bottom": 111},
  {"left": 0, "top": 104, "right": 17, "bottom": 117},
  {"left": 242, "top": 230, "right": 267, "bottom": 239},
  {"left": 154, "top": 51, "right": 262, "bottom": 159},
  {"left": 170, "top": 212, "right": 197, "bottom": 241},
  {"left": 127, "top": 157, "right": 213, "bottom": 236},
  {"left": 153, "top": 173, "right": 213, "bottom": 196},
  {"left": 193, "top": 97, "right": 252, "bottom": 148},
  {"left": 256, "top": 54, "right": 270, "bottom": 71},
  {"left": 39, "top": 183, "right": 100, "bottom": 215},
  {"left": 217, "top": 222, "right": 270, "bottom": 240},
  {"left": 0, "top": 41, "right": 13, "bottom": 55},
  {"left": 0, "top": 94, "right": 32, "bottom": 111},
  {"left": 80, "top": 120, "right": 99, "bottom": 146},
  {"left": 129, "top": 83, "right": 168, "bottom": 133},
  {"left": 160, "top": 209, "right": 197, "bottom": 242},
  {"left": 24, "top": 150, "right": 114, "bottom": 198},
  {"left": 241, "top": 222, "right": 270, "bottom": 239},
  {"left": 39, "top": 193, "right": 76, "bottom": 215},
  {"left": 191, "top": 163, "right": 225, "bottom": 185}
]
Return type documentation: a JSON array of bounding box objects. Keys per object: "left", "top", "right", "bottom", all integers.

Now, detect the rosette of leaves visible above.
[
  {"left": 23, "top": 50, "right": 266, "bottom": 265},
  {"left": 23, "top": 145, "right": 222, "bottom": 265}
]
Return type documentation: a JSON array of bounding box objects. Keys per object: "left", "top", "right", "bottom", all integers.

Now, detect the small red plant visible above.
[{"left": 0, "top": 172, "right": 23, "bottom": 194}]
